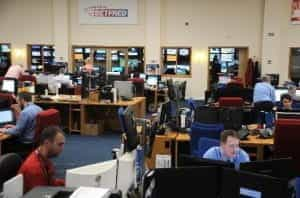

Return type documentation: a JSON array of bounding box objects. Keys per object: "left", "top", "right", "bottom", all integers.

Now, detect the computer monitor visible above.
[
  {"left": 178, "top": 154, "right": 234, "bottom": 169},
  {"left": 1, "top": 79, "right": 17, "bottom": 94},
  {"left": 66, "top": 151, "right": 136, "bottom": 198},
  {"left": 139, "top": 73, "right": 146, "bottom": 80},
  {"left": 0, "top": 109, "right": 14, "bottom": 125},
  {"left": 146, "top": 75, "right": 160, "bottom": 86},
  {"left": 66, "top": 160, "right": 117, "bottom": 189},
  {"left": 275, "top": 88, "right": 288, "bottom": 102},
  {"left": 106, "top": 72, "right": 126, "bottom": 85},
  {"left": 152, "top": 167, "right": 219, "bottom": 198},
  {"left": 275, "top": 111, "right": 300, "bottom": 120},
  {"left": 114, "top": 81, "right": 134, "bottom": 100},
  {"left": 240, "top": 158, "right": 296, "bottom": 180},
  {"left": 3, "top": 174, "right": 23, "bottom": 198},
  {"left": 221, "top": 168, "right": 290, "bottom": 198},
  {"left": 123, "top": 106, "right": 138, "bottom": 152}
]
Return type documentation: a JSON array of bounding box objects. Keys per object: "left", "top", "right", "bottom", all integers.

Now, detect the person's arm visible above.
[
  {"left": 239, "top": 149, "right": 250, "bottom": 162},
  {"left": 271, "top": 87, "right": 276, "bottom": 103},
  {"left": 52, "top": 178, "right": 65, "bottom": 186},
  {"left": 4, "top": 111, "right": 27, "bottom": 136}
]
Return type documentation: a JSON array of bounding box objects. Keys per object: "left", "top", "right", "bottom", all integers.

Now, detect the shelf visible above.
[{"left": 70, "top": 129, "right": 81, "bottom": 132}]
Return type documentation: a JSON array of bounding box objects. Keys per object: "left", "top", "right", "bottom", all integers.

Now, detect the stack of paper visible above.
[{"left": 70, "top": 187, "right": 110, "bottom": 198}]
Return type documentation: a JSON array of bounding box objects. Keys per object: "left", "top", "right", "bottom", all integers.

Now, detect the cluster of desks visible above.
[{"left": 161, "top": 132, "right": 274, "bottom": 167}]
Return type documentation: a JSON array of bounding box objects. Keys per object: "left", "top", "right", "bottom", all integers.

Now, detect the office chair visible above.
[
  {"left": 35, "top": 108, "right": 61, "bottom": 146},
  {"left": 196, "top": 137, "right": 220, "bottom": 158},
  {"left": 190, "top": 122, "right": 224, "bottom": 156},
  {"left": 274, "top": 118, "right": 300, "bottom": 175},
  {"left": 18, "top": 75, "right": 36, "bottom": 84},
  {"left": 0, "top": 93, "right": 16, "bottom": 106},
  {"left": 218, "top": 97, "right": 244, "bottom": 107},
  {"left": 0, "top": 153, "right": 22, "bottom": 191}
]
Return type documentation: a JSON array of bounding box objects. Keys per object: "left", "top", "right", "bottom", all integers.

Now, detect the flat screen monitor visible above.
[
  {"left": 218, "top": 75, "right": 231, "bottom": 84},
  {"left": 152, "top": 167, "right": 219, "bottom": 198},
  {"left": 275, "top": 89, "right": 288, "bottom": 102},
  {"left": 178, "top": 154, "right": 234, "bottom": 169},
  {"left": 275, "top": 111, "right": 300, "bottom": 120},
  {"left": 221, "top": 48, "right": 235, "bottom": 53},
  {"left": 31, "top": 51, "right": 41, "bottom": 56},
  {"left": 0, "top": 109, "right": 14, "bottom": 125},
  {"left": 166, "top": 49, "right": 177, "bottom": 55},
  {"left": 296, "top": 89, "right": 300, "bottom": 96},
  {"left": 112, "top": 66, "right": 124, "bottom": 73},
  {"left": 221, "top": 168, "right": 289, "bottom": 198},
  {"left": 139, "top": 73, "right": 146, "bottom": 80},
  {"left": 114, "top": 81, "right": 134, "bottom": 100},
  {"left": 146, "top": 75, "right": 160, "bottom": 86},
  {"left": 1, "top": 79, "right": 17, "bottom": 94},
  {"left": 74, "top": 48, "right": 83, "bottom": 53},
  {"left": 179, "top": 49, "right": 189, "bottom": 56},
  {"left": 240, "top": 158, "right": 296, "bottom": 180},
  {"left": 221, "top": 53, "right": 234, "bottom": 62},
  {"left": 123, "top": 106, "right": 138, "bottom": 151}
]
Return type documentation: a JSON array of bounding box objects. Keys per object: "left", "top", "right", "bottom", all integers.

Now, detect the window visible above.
[{"left": 161, "top": 47, "right": 191, "bottom": 76}]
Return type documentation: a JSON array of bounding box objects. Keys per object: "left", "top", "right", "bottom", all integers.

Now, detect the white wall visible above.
[
  {"left": 161, "top": 0, "right": 264, "bottom": 98},
  {"left": 0, "top": 0, "right": 53, "bottom": 67},
  {"left": 262, "top": 0, "right": 300, "bottom": 84},
  {"left": 2, "top": 0, "right": 300, "bottom": 99}
]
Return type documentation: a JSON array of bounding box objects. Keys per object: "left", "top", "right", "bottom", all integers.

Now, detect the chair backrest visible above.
[
  {"left": 196, "top": 137, "right": 220, "bottom": 158},
  {"left": 190, "top": 122, "right": 224, "bottom": 156},
  {"left": 274, "top": 118, "right": 300, "bottom": 175},
  {"left": 0, "top": 92, "right": 16, "bottom": 106},
  {"left": 187, "top": 98, "right": 197, "bottom": 111},
  {"left": 128, "top": 78, "right": 144, "bottom": 96},
  {"left": 194, "top": 106, "right": 220, "bottom": 124},
  {"left": 218, "top": 97, "right": 244, "bottom": 107},
  {"left": 35, "top": 108, "right": 60, "bottom": 144},
  {"left": 118, "top": 107, "right": 127, "bottom": 133},
  {"left": 19, "top": 75, "right": 36, "bottom": 84},
  {"left": 0, "top": 153, "right": 22, "bottom": 191}
]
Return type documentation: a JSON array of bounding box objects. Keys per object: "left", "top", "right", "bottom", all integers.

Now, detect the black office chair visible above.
[{"left": 0, "top": 153, "right": 23, "bottom": 191}]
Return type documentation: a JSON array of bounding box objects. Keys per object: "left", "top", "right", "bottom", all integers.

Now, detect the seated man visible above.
[
  {"left": 203, "top": 130, "right": 250, "bottom": 169},
  {"left": 278, "top": 94, "right": 293, "bottom": 111},
  {"left": 0, "top": 92, "right": 42, "bottom": 154},
  {"left": 18, "top": 126, "right": 65, "bottom": 193}
]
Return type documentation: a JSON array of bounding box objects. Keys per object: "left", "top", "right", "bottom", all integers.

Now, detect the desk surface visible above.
[
  {"left": 165, "top": 132, "right": 274, "bottom": 146},
  {"left": 35, "top": 96, "right": 145, "bottom": 106}
]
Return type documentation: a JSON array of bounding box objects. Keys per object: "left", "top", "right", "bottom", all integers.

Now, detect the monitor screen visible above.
[
  {"left": 275, "top": 89, "right": 288, "bottom": 102},
  {"left": 166, "top": 49, "right": 177, "bottom": 55},
  {"left": 1, "top": 45, "right": 10, "bottom": 52},
  {"left": 218, "top": 75, "right": 231, "bottom": 84},
  {"left": 146, "top": 75, "right": 160, "bottom": 86},
  {"left": 1, "top": 79, "right": 16, "bottom": 94},
  {"left": 221, "top": 53, "right": 234, "bottom": 62},
  {"left": 221, "top": 48, "right": 235, "bottom": 53},
  {"left": 123, "top": 106, "right": 138, "bottom": 151},
  {"left": 296, "top": 89, "right": 300, "bottom": 96},
  {"left": 179, "top": 49, "right": 189, "bottom": 56},
  {"left": 112, "top": 67, "right": 124, "bottom": 73},
  {"left": 74, "top": 48, "right": 83, "bottom": 53},
  {"left": 152, "top": 167, "right": 219, "bottom": 198},
  {"left": 32, "top": 51, "right": 41, "bottom": 56},
  {"left": 221, "top": 168, "right": 289, "bottom": 198},
  {"left": 139, "top": 73, "right": 146, "bottom": 80},
  {"left": 178, "top": 154, "right": 234, "bottom": 169},
  {"left": 0, "top": 109, "right": 14, "bottom": 125},
  {"left": 240, "top": 158, "right": 295, "bottom": 180},
  {"left": 210, "top": 48, "right": 221, "bottom": 53},
  {"left": 114, "top": 81, "right": 134, "bottom": 100}
]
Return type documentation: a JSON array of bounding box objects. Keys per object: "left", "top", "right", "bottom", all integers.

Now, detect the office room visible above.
[{"left": 0, "top": 0, "right": 300, "bottom": 197}]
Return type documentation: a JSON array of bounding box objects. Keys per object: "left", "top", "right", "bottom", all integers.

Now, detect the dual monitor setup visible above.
[{"left": 163, "top": 155, "right": 296, "bottom": 198}]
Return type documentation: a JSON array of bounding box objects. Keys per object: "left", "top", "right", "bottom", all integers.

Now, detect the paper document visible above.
[{"left": 70, "top": 186, "right": 110, "bottom": 198}]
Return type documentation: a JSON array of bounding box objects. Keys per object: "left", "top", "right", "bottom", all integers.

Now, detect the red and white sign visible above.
[
  {"left": 79, "top": 0, "right": 137, "bottom": 24},
  {"left": 291, "top": 0, "right": 300, "bottom": 24}
]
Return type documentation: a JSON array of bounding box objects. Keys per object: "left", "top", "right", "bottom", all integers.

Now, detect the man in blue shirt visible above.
[
  {"left": 0, "top": 92, "right": 42, "bottom": 154},
  {"left": 203, "top": 130, "right": 250, "bottom": 169},
  {"left": 253, "top": 75, "right": 276, "bottom": 128}
]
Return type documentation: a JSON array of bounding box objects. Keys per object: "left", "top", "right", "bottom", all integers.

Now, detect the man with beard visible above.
[
  {"left": 0, "top": 92, "right": 42, "bottom": 154},
  {"left": 18, "top": 126, "right": 65, "bottom": 193}
]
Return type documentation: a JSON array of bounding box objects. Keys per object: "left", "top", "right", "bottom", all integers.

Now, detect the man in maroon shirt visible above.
[{"left": 18, "top": 126, "right": 65, "bottom": 193}]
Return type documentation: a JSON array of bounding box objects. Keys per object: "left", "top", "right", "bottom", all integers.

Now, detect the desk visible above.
[
  {"left": 164, "top": 132, "right": 274, "bottom": 167},
  {"left": 145, "top": 87, "right": 168, "bottom": 112},
  {"left": 35, "top": 96, "right": 146, "bottom": 134}
]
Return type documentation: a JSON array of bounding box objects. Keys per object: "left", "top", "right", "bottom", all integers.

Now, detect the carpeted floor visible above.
[{"left": 53, "top": 133, "right": 121, "bottom": 178}]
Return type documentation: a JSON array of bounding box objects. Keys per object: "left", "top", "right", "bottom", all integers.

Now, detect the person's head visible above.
[
  {"left": 39, "top": 126, "right": 65, "bottom": 158},
  {"left": 261, "top": 75, "right": 271, "bottom": 83},
  {"left": 281, "top": 94, "right": 293, "bottom": 110},
  {"left": 17, "top": 92, "right": 33, "bottom": 109},
  {"left": 220, "top": 130, "right": 240, "bottom": 159},
  {"left": 85, "top": 57, "right": 92, "bottom": 65}
]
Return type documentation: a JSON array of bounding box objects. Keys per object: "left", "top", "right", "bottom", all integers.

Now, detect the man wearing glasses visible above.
[{"left": 203, "top": 130, "right": 250, "bottom": 169}]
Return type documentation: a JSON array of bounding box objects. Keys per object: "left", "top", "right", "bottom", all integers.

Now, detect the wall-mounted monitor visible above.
[
  {"left": 221, "top": 48, "right": 235, "bottom": 53},
  {"left": 167, "top": 49, "right": 177, "bottom": 55},
  {"left": 179, "top": 49, "right": 189, "bottom": 56}
]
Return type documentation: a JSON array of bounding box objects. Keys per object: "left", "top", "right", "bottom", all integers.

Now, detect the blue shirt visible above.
[
  {"left": 253, "top": 82, "right": 275, "bottom": 103},
  {"left": 5, "top": 103, "right": 42, "bottom": 143},
  {"left": 203, "top": 146, "right": 250, "bottom": 169}
]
